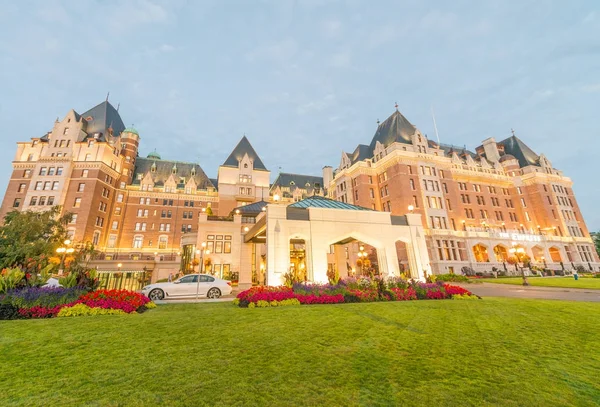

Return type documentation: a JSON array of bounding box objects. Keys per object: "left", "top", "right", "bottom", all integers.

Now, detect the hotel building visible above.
[{"left": 0, "top": 100, "right": 597, "bottom": 288}]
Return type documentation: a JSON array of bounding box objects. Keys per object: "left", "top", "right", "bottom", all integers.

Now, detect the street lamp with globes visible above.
[
  {"left": 357, "top": 245, "right": 368, "bottom": 275},
  {"left": 509, "top": 246, "right": 529, "bottom": 286},
  {"left": 56, "top": 239, "right": 75, "bottom": 275}
]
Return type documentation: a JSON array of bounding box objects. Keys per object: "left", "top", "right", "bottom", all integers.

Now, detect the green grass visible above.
[
  {"left": 479, "top": 276, "right": 600, "bottom": 289},
  {"left": 2, "top": 299, "right": 600, "bottom": 407}
]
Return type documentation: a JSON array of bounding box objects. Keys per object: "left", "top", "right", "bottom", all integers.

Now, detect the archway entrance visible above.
[
  {"left": 329, "top": 237, "right": 379, "bottom": 279},
  {"left": 493, "top": 245, "right": 508, "bottom": 262},
  {"left": 473, "top": 244, "right": 489, "bottom": 262},
  {"left": 549, "top": 247, "right": 562, "bottom": 263},
  {"left": 396, "top": 241, "right": 409, "bottom": 276},
  {"left": 531, "top": 246, "right": 544, "bottom": 263},
  {"left": 289, "top": 239, "right": 307, "bottom": 282}
]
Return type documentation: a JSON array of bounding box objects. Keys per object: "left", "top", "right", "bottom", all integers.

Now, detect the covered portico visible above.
[{"left": 244, "top": 196, "right": 430, "bottom": 286}]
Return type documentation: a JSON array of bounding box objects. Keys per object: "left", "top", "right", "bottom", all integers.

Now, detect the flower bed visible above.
[
  {"left": 0, "top": 288, "right": 155, "bottom": 320},
  {"left": 235, "top": 278, "right": 479, "bottom": 308}
]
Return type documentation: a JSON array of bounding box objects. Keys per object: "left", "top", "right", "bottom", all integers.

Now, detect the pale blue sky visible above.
[{"left": 0, "top": 0, "right": 598, "bottom": 229}]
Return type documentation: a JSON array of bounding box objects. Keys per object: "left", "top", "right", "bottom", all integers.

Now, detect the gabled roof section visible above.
[
  {"left": 222, "top": 136, "right": 268, "bottom": 171},
  {"left": 231, "top": 200, "right": 268, "bottom": 216},
  {"left": 368, "top": 109, "right": 417, "bottom": 156},
  {"left": 349, "top": 144, "right": 371, "bottom": 164},
  {"left": 133, "top": 157, "right": 214, "bottom": 190},
  {"left": 289, "top": 195, "right": 371, "bottom": 211},
  {"left": 497, "top": 135, "right": 540, "bottom": 168},
  {"left": 271, "top": 173, "right": 324, "bottom": 190},
  {"left": 80, "top": 101, "right": 126, "bottom": 141}
]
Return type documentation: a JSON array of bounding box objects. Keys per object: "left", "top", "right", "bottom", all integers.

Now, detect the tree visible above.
[
  {"left": 593, "top": 232, "right": 600, "bottom": 258},
  {"left": 0, "top": 206, "right": 72, "bottom": 269}
]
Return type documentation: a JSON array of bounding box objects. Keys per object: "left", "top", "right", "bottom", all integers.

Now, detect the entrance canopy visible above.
[{"left": 261, "top": 196, "right": 430, "bottom": 286}]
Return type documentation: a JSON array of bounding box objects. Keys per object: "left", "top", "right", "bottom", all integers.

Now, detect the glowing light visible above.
[{"left": 407, "top": 205, "right": 414, "bottom": 212}]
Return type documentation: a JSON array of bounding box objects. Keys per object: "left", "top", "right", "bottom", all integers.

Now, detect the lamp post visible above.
[
  {"left": 357, "top": 245, "right": 367, "bottom": 275},
  {"left": 56, "top": 239, "right": 74, "bottom": 275},
  {"left": 116, "top": 263, "right": 122, "bottom": 289},
  {"left": 195, "top": 243, "right": 210, "bottom": 299},
  {"left": 509, "top": 247, "right": 529, "bottom": 286}
]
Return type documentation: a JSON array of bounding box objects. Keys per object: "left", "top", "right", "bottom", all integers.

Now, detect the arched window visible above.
[{"left": 473, "top": 244, "right": 489, "bottom": 262}]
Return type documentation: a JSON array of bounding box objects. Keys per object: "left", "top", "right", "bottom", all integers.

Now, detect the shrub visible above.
[
  {"left": 0, "top": 268, "right": 25, "bottom": 294},
  {"left": 435, "top": 274, "right": 469, "bottom": 283},
  {"left": 453, "top": 294, "right": 480, "bottom": 300},
  {"left": 57, "top": 303, "right": 127, "bottom": 317},
  {"left": 0, "top": 303, "right": 21, "bottom": 320}
]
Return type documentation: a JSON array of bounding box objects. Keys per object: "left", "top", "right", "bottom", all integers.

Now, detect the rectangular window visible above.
[
  {"left": 30, "top": 196, "right": 38, "bottom": 206},
  {"left": 133, "top": 236, "right": 143, "bottom": 249},
  {"left": 35, "top": 181, "right": 42, "bottom": 191},
  {"left": 412, "top": 195, "right": 419, "bottom": 208},
  {"left": 117, "top": 194, "right": 123, "bottom": 203},
  {"left": 39, "top": 167, "right": 47, "bottom": 176},
  {"left": 47, "top": 196, "right": 54, "bottom": 205},
  {"left": 18, "top": 183, "right": 26, "bottom": 193},
  {"left": 13, "top": 198, "right": 21, "bottom": 207},
  {"left": 78, "top": 183, "right": 85, "bottom": 192},
  {"left": 82, "top": 169, "right": 89, "bottom": 178},
  {"left": 52, "top": 181, "right": 59, "bottom": 190},
  {"left": 520, "top": 198, "right": 526, "bottom": 207},
  {"left": 410, "top": 179, "right": 415, "bottom": 190},
  {"left": 112, "top": 221, "right": 118, "bottom": 230},
  {"left": 56, "top": 167, "right": 63, "bottom": 176},
  {"left": 73, "top": 198, "right": 81, "bottom": 208},
  {"left": 24, "top": 169, "right": 31, "bottom": 178}
]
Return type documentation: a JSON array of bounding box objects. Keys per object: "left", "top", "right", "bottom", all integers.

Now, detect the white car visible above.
[{"left": 142, "top": 274, "right": 232, "bottom": 300}]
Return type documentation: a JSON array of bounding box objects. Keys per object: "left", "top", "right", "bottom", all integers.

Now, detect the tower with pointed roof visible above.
[{"left": 217, "top": 135, "right": 270, "bottom": 214}]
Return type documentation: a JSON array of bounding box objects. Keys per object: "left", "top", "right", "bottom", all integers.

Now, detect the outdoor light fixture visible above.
[
  {"left": 509, "top": 246, "right": 529, "bottom": 286},
  {"left": 407, "top": 205, "right": 414, "bottom": 213},
  {"left": 235, "top": 209, "right": 240, "bottom": 214},
  {"left": 56, "top": 239, "right": 75, "bottom": 275},
  {"left": 244, "top": 226, "right": 249, "bottom": 232},
  {"left": 273, "top": 194, "right": 280, "bottom": 202}
]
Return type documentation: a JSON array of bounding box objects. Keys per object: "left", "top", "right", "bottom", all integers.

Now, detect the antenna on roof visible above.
[
  {"left": 394, "top": 102, "right": 398, "bottom": 111},
  {"left": 117, "top": 103, "right": 120, "bottom": 112},
  {"left": 431, "top": 105, "right": 441, "bottom": 145},
  {"left": 106, "top": 92, "right": 110, "bottom": 102},
  {"left": 511, "top": 128, "right": 516, "bottom": 136}
]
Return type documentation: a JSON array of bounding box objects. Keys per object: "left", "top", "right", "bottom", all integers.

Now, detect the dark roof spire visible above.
[{"left": 222, "top": 135, "right": 268, "bottom": 171}]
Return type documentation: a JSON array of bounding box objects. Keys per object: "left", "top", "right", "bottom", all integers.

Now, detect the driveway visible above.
[{"left": 459, "top": 282, "right": 600, "bottom": 302}]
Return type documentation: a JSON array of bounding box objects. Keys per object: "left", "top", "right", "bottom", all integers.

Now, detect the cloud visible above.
[
  {"left": 322, "top": 19, "right": 342, "bottom": 37},
  {"left": 296, "top": 93, "right": 336, "bottom": 115},
  {"left": 245, "top": 39, "right": 298, "bottom": 63},
  {"left": 330, "top": 51, "right": 351, "bottom": 68},
  {"left": 581, "top": 83, "right": 600, "bottom": 93},
  {"left": 583, "top": 11, "right": 596, "bottom": 24},
  {"left": 108, "top": 0, "right": 169, "bottom": 30}
]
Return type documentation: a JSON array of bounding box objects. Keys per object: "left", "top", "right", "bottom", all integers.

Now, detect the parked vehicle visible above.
[{"left": 142, "top": 274, "right": 232, "bottom": 300}]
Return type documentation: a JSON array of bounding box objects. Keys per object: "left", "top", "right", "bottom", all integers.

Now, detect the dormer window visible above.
[
  {"left": 305, "top": 182, "right": 311, "bottom": 188},
  {"left": 290, "top": 181, "right": 295, "bottom": 186},
  {"left": 151, "top": 163, "right": 156, "bottom": 173}
]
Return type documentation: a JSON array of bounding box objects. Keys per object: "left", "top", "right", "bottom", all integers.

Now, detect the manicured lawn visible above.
[
  {"left": 479, "top": 276, "right": 600, "bottom": 290},
  {"left": 2, "top": 299, "right": 600, "bottom": 406}
]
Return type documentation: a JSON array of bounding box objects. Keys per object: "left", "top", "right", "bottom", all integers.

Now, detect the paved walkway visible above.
[
  {"left": 154, "top": 295, "right": 235, "bottom": 304},
  {"left": 458, "top": 282, "right": 600, "bottom": 302}
]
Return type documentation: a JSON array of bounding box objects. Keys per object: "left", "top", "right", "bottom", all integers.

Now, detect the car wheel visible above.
[
  {"left": 148, "top": 288, "right": 165, "bottom": 301},
  {"left": 207, "top": 288, "right": 221, "bottom": 299}
]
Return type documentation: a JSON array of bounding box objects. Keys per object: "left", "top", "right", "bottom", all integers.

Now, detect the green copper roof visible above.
[
  {"left": 147, "top": 150, "right": 161, "bottom": 160},
  {"left": 123, "top": 127, "right": 139, "bottom": 136},
  {"left": 288, "top": 196, "right": 371, "bottom": 211}
]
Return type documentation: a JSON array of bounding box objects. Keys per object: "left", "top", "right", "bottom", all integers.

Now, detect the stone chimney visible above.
[
  {"left": 481, "top": 137, "right": 500, "bottom": 162},
  {"left": 322, "top": 166, "right": 333, "bottom": 187}
]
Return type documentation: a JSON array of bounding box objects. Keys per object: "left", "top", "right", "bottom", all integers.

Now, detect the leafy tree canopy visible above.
[{"left": 0, "top": 206, "right": 72, "bottom": 269}]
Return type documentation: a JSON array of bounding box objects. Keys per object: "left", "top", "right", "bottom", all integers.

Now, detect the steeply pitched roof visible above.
[
  {"left": 222, "top": 136, "right": 268, "bottom": 171},
  {"left": 271, "top": 173, "right": 324, "bottom": 189},
  {"left": 497, "top": 135, "right": 540, "bottom": 168},
  {"left": 80, "top": 101, "right": 126, "bottom": 141},
  {"left": 349, "top": 144, "right": 371, "bottom": 164},
  {"left": 438, "top": 143, "right": 478, "bottom": 159},
  {"left": 289, "top": 195, "right": 371, "bottom": 211},
  {"left": 368, "top": 109, "right": 417, "bottom": 156},
  {"left": 133, "top": 158, "right": 214, "bottom": 190}
]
